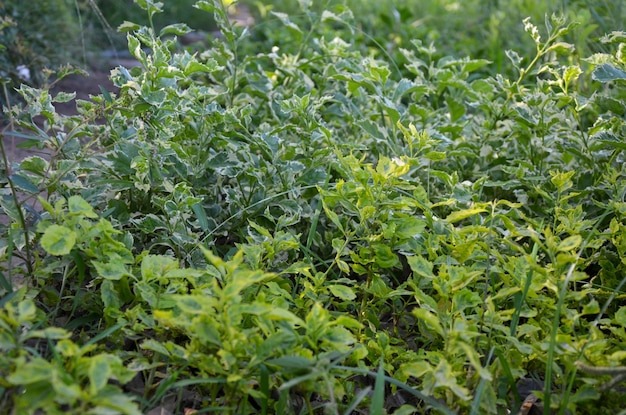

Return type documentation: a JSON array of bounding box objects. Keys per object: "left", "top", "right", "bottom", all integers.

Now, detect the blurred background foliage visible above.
[{"left": 0, "top": 0, "right": 623, "bottom": 86}]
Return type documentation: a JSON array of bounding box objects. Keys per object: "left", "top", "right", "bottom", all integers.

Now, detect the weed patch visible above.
[{"left": 2, "top": 1, "right": 626, "bottom": 414}]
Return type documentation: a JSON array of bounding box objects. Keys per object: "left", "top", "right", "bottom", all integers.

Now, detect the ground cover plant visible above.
[{"left": 2, "top": 0, "right": 626, "bottom": 413}]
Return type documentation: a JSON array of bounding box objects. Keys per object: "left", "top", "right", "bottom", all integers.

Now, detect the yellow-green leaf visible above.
[
  {"left": 557, "top": 235, "right": 582, "bottom": 252},
  {"left": 89, "top": 355, "right": 112, "bottom": 395},
  {"left": 67, "top": 196, "right": 98, "bottom": 218},
  {"left": 40, "top": 224, "right": 76, "bottom": 256},
  {"left": 328, "top": 284, "right": 356, "bottom": 301},
  {"left": 445, "top": 208, "right": 487, "bottom": 224},
  {"left": 412, "top": 308, "right": 444, "bottom": 337}
]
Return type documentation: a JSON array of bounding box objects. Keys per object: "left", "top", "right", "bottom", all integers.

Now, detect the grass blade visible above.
[
  {"left": 370, "top": 358, "right": 385, "bottom": 415},
  {"left": 335, "top": 365, "right": 455, "bottom": 415}
]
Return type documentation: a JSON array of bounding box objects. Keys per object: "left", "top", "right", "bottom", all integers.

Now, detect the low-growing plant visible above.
[{"left": 2, "top": 0, "right": 626, "bottom": 414}]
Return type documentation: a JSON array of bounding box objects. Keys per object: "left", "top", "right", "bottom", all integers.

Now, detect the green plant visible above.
[{"left": 2, "top": 0, "right": 626, "bottom": 413}]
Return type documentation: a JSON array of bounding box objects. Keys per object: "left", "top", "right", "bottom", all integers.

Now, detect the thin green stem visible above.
[{"left": 1, "top": 83, "right": 34, "bottom": 276}]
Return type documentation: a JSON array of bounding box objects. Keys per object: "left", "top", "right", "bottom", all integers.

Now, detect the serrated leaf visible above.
[{"left": 40, "top": 224, "right": 76, "bottom": 256}]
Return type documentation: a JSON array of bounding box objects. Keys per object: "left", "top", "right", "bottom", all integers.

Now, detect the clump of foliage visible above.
[{"left": 2, "top": 0, "right": 626, "bottom": 414}]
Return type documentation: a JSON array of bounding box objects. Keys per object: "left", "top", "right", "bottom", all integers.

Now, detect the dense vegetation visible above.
[{"left": 2, "top": 0, "right": 626, "bottom": 414}]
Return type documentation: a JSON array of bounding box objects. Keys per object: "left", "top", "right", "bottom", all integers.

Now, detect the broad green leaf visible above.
[
  {"left": 141, "top": 338, "right": 172, "bottom": 356},
  {"left": 40, "top": 224, "right": 76, "bottom": 256},
  {"left": 142, "top": 89, "right": 166, "bottom": 105},
  {"left": 7, "top": 358, "right": 54, "bottom": 384},
  {"left": 557, "top": 235, "right": 582, "bottom": 252},
  {"left": 373, "top": 244, "right": 399, "bottom": 268},
  {"left": 266, "top": 307, "right": 305, "bottom": 326},
  {"left": 592, "top": 131, "right": 626, "bottom": 150},
  {"left": 89, "top": 354, "right": 112, "bottom": 395},
  {"left": 51, "top": 380, "right": 82, "bottom": 401},
  {"left": 615, "top": 306, "right": 626, "bottom": 327},
  {"left": 192, "top": 202, "right": 209, "bottom": 231},
  {"left": 322, "top": 202, "right": 344, "bottom": 233},
  {"left": 141, "top": 255, "right": 178, "bottom": 281},
  {"left": 337, "top": 260, "right": 350, "bottom": 274},
  {"left": 412, "top": 308, "right": 444, "bottom": 337},
  {"left": 392, "top": 217, "right": 426, "bottom": 239},
  {"left": 9, "top": 173, "right": 39, "bottom": 193},
  {"left": 91, "top": 389, "right": 143, "bottom": 415},
  {"left": 433, "top": 359, "right": 470, "bottom": 400},
  {"left": 406, "top": 255, "right": 434, "bottom": 279},
  {"left": 19, "top": 156, "right": 48, "bottom": 175},
  {"left": 592, "top": 63, "right": 626, "bottom": 83},
  {"left": 328, "top": 284, "right": 356, "bottom": 301},
  {"left": 101, "top": 279, "right": 121, "bottom": 309},
  {"left": 175, "top": 295, "right": 204, "bottom": 314},
  {"left": 16, "top": 299, "right": 36, "bottom": 324},
  {"left": 92, "top": 260, "right": 131, "bottom": 281},
  {"left": 184, "top": 59, "right": 219, "bottom": 76},
  {"left": 68, "top": 195, "right": 98, "bottom": 218},
  {"left": 549, "top": 170, "right": 575, "bottom": 192},
  {"left": 23, "top": 327, "right": 70, "bottom": 341}
]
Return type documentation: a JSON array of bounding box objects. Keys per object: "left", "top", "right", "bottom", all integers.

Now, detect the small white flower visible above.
[{"left": 16, "top": 65, "right": 30, "bottom": 82}]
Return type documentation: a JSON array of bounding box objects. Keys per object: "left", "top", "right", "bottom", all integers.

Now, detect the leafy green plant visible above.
[{"left": 2, "top": 0, "right": 626, "bottom": 413}]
